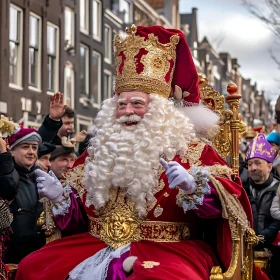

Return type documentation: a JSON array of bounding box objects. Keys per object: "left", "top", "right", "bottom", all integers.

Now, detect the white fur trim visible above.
[
  {"left": 123, "top": 256, "right": 138, "bottom": 273},
  {"left": 178, "top": 104, "right": 219, "bottom": 139},
  {"left": 68, "top": 244, "right": 130, "bottom": 280}
]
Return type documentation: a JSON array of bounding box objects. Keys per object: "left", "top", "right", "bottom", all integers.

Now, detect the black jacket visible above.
[
  {"left": 0, "top": 152, "right": 45, "bottom": 263},
  {"left": 38, "top": 115, "right": 63, "bottom": 145},
  {"left": 243, "top": 174, "right": 280, "bottom": 248}
]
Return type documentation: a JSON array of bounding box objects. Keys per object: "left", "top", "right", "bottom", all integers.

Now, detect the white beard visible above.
[{"left": 83, "top": 94, "right": 196, "bottom": 217}]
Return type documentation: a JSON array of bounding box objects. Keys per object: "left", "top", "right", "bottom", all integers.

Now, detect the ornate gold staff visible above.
[{"left": 226, "top": 83, "right": 242, "bottom": 175}]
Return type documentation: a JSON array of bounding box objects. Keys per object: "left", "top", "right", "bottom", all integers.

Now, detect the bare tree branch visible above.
[
  {"left": 242, "top": 0, "right": 280, "bottom": 40},
  {"left": 269, "top": 49, "right": 280, "bottom": 70},
  {"left": 243, "top": 0, "right": 280, "bottom": 74}
]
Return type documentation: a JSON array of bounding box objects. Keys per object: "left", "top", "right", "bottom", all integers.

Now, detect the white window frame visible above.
[
  {"left": 76, "top": 115, "right": 93, "bottom": 152},
  {"left": 64, "top": 62, "right": 75, "bottom": 108},
  {"left": 76, "top": 114, "right": 93, "bottom": 132},
  {"left": 120, "top": 0, "right": 131, "bottom": 24},
  {"left": 80, "top": 44, "right": 89, "bottom": 96},
  {"left": 47, "top": 22, "right": 59, "bottom": 95},
  {"left": 92, "top": 0, "right": 102, "bottom": 41},
  {"left": 9, "top": 4, "right": 23, "bottom": 90},
  {"left": 28, "top": 12, "right": 42, "bottom": 92},
  {"left": 65, "top": 7, "right": 75, "bottom": 47},
  {"left": 104, "top": 24, "right": 112, "bottom": 64},
  {"left": 103, "top": 69, "right": 112, "bottom": 100},
  {"left": 92, "top": 50, "right": 102, "bottom": 108},
  {"left": 80, "top": 0, "right": 89, "bottom": 34},
  {"left": 22, "top": 111, "right": 41, "bottom": 129}
]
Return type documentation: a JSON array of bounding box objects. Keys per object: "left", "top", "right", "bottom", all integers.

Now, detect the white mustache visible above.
[{"left": 116, "top": 114, "right": 142, "bottom": 123}]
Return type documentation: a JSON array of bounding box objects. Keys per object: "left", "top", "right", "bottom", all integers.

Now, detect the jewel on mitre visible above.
[{"left": 170, "top": 85, "right": 190, "bottom": 100}]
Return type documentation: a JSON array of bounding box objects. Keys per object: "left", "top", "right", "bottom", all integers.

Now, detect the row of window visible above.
[
  {"left": 9, "top": 5, "right": 60, "bottom": 93},
  {"left": 79, "top": 0, "right": 132, "bottom": 36},
  {"left": 79, "top": 45, "right": 113, "bottom": 107},
  {"left": 9, "top": 3, "right": 115, "bottom": 109}
]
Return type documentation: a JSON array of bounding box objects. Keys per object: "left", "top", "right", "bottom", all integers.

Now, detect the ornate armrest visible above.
[
  {"left": 253, "top": 250, "right": 271, "bottom": 273},
  {"left": 37, "top": 199, "right": 61, "bottom": 243}
]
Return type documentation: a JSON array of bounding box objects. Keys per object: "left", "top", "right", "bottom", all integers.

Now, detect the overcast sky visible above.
[{"left": 179, "top": 0, "right": 280, "bottom": 102}]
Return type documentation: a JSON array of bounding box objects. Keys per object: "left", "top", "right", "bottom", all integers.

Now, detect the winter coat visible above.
[
  {"left": 0, "top": 152, "right": 45, "bottom": 263},
  {"left": 243, "top": 174, "right": 280, "bottom": 248},
  {"left": 271, "top": 195, "right": 280, "bottom": 220},
  {"left": 37, "top": 114, "right": 62, "bottom": 145}
]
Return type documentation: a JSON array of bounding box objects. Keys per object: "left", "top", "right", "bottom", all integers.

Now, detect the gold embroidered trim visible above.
[
  {"left": 89, "top": 216, "right": 192, "bottom": 248},
  {"left": 142, "top": 261, "right": 160, "bottom": 269},
  {"left": 147, "top": 197, "right": 157, "bottom": 212},
  {"left": 153, "top": 179, "right": 165, "bottom": 195},
  {"left": 163, "top": 192, "right": 169, "bottom": 197},
  {"left": 62, "top": 164, "right": 85, "bottom": 197},
  {"left": 208, "top": 174, "right": 250, "bottom": 236},
  {"left": 153, "top": 204, "right": 163, "bottom": 218},
  {"left": 206, "top": 164, "right": 233, "bottom": 179},
  {"left": 176, "top": 167, "right": 210, "bottom": 211},
  {"left": 157, "top": 165, "right": 165, "bottom": 178},
  {"left": 114, "top": 25, "right": 179, "bottom": 98},
  {"left": 180, "top": 140, "right": 205, "bottom": 166}
]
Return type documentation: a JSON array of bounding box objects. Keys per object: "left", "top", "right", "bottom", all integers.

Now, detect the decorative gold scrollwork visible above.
[
  {"left": 199, "top": 75, "right": 245, "bottom": 174},
  {"left": 97, "top": 190, "right": 142, "bottom": 249},
  {"left": 199, "top": 75, "right": 232, "bottom": 159}
]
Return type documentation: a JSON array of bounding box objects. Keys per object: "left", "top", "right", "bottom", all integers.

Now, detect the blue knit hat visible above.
[{"left": 266, "top": 131, "right": 280, "bottom": 146}]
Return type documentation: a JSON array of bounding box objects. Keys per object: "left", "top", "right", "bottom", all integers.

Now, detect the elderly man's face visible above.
[
  {"left": 116, "top": 92, "right": 149, "bottom": 125},
  {"left": 247, "top": 158, "right": 273, "bottom": 184}
]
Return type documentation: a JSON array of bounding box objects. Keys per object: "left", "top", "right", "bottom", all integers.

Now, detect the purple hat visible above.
[
  {"left": 246, "top": 133, "right": 277, "bottom": 163},
  {"left": 8, "top": 128, "right": 41, "bottom": 150}
]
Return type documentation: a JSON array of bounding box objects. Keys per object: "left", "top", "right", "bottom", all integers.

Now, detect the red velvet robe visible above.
[{"left": 15, "top": 141, "right": 255, "bottom": 280}]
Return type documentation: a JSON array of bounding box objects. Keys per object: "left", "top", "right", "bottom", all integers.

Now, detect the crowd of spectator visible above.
[{"left": 0, "top": 92, "right": 88, "bottom": 268}]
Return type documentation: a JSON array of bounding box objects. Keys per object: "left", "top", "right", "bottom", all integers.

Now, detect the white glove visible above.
[
  {"left": 35, "top": 169, "right": 64, "bottom": 202},
  {"left": 160, "top": 158, "right": 196, "bottom": 194}
]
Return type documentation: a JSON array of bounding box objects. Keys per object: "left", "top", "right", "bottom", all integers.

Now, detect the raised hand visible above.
[
  {"left": 49, "top": 92, "right": 67, "bottom": 121},
  {"left": 35, "top": 169, "right": 64, "bottom": 202},
  {"left": 160, "top": 158, "right": 196, "bottom": 194}
]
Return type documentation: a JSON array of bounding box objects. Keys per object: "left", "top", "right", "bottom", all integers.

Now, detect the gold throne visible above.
[
  {"left": 199, "top": 75, "right": 258, "bottom": 280},
  {"left": 2, "top": 78, "right": 259, "bottom": 280}
]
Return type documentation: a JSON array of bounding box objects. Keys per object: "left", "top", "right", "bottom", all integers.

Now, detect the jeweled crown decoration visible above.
[{"left": 114, "top": 25, "right": 180, "bottom": 98}]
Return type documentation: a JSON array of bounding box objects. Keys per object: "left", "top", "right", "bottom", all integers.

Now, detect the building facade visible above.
[
  {"left": 1, "top": 2, "right": 273, "bottom": 131},
  {"left": 0, "top": 0, "right": 134, "bottom": 131}
]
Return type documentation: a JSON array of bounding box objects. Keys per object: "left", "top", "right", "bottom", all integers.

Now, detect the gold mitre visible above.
[{"left": 114, "top": 25, "right": 180, "bottom": 99}]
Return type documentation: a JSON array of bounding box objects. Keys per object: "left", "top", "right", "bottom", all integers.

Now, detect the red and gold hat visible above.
[{"left": 114, "top": 25, "right": 199, "bottom": 105}]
